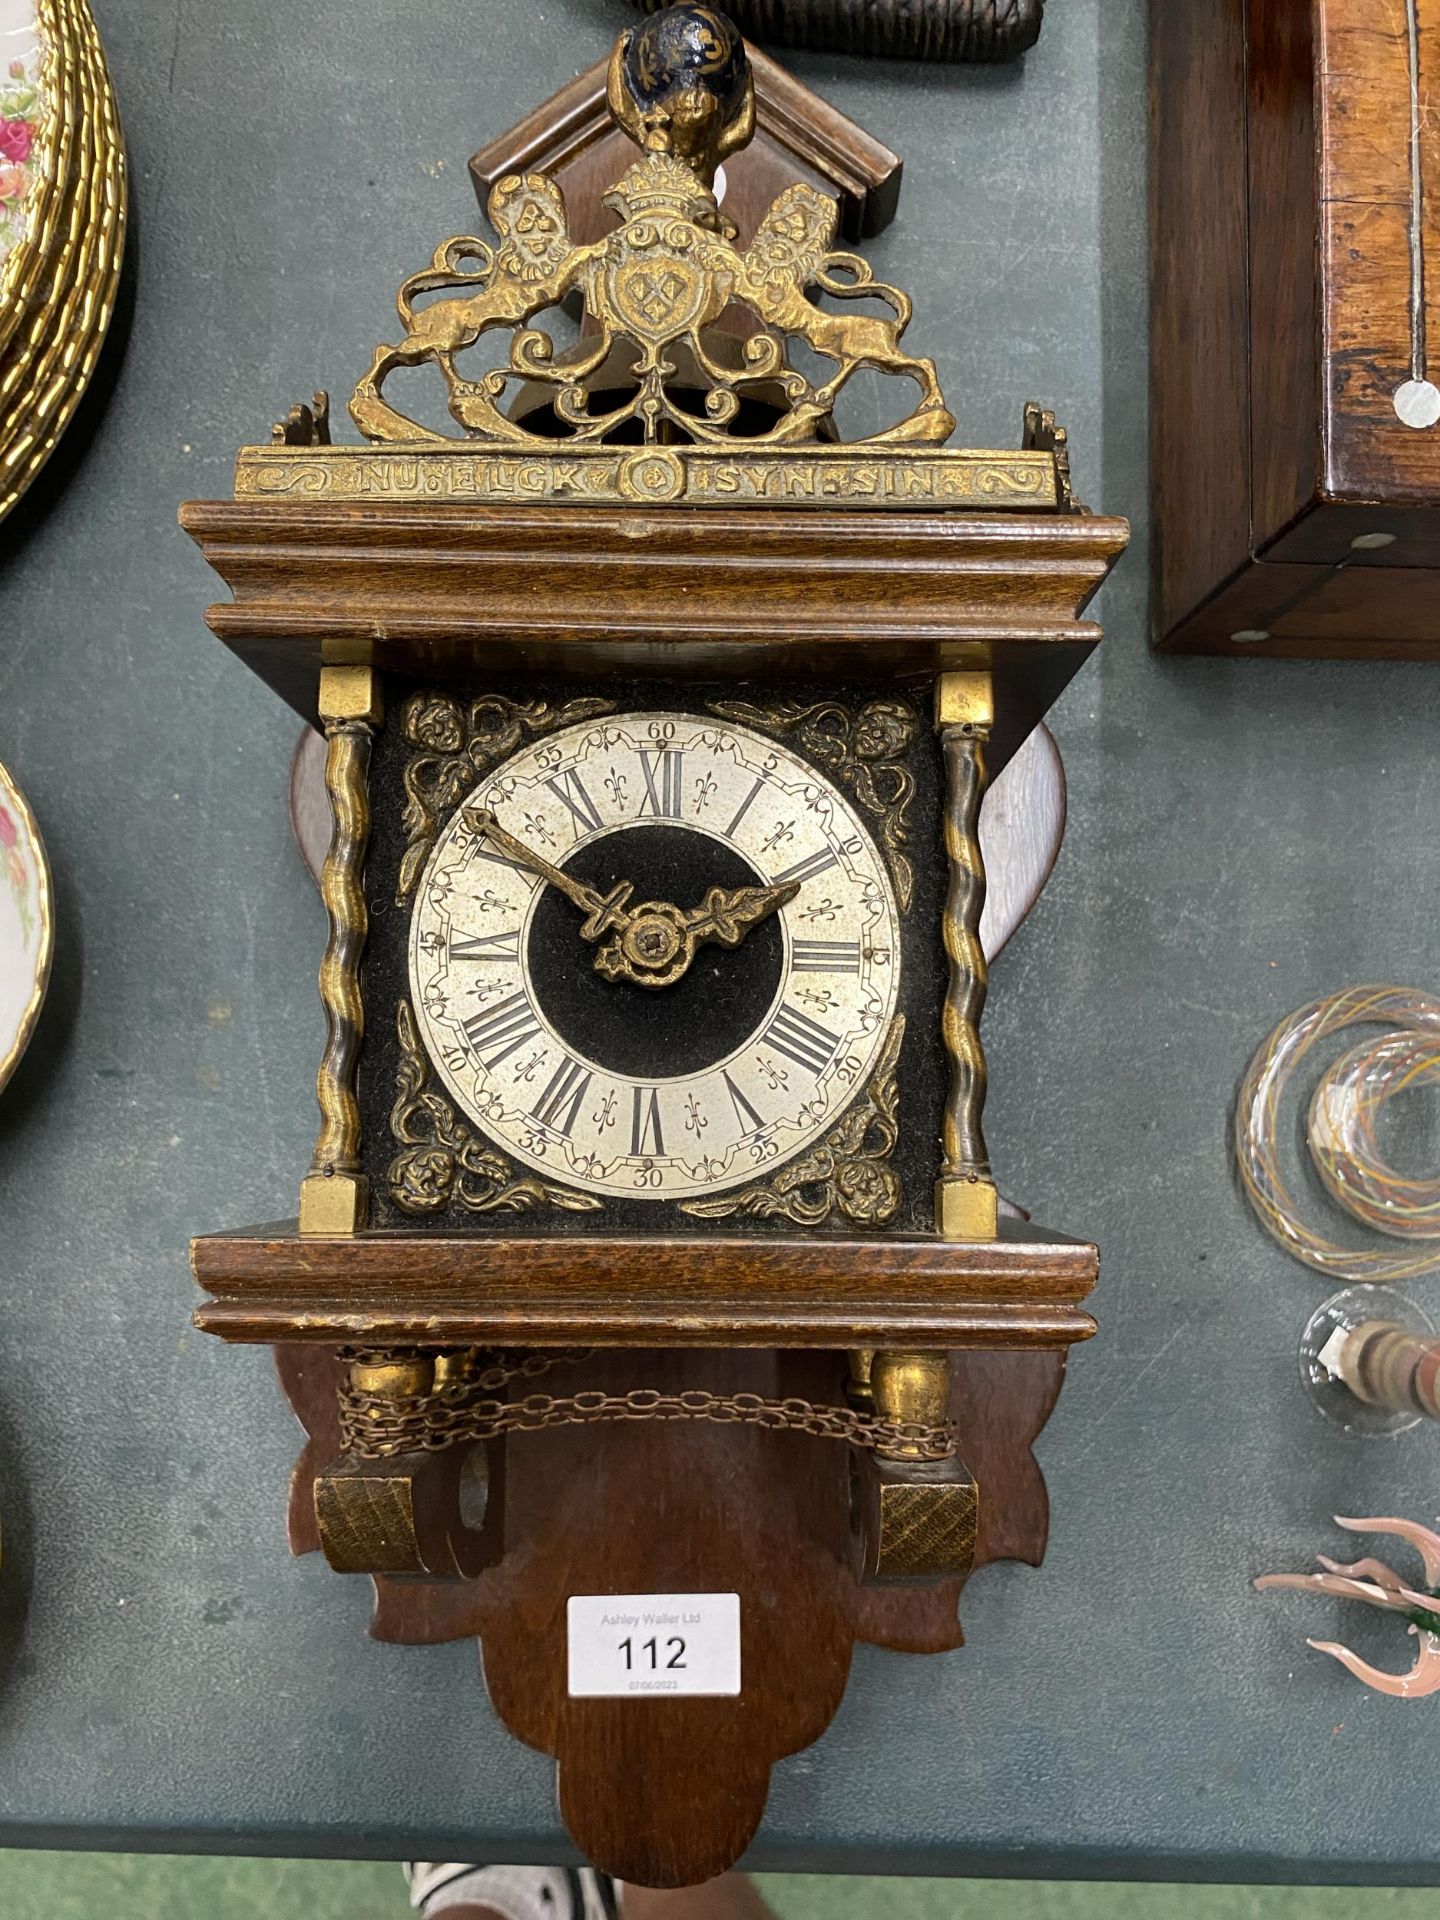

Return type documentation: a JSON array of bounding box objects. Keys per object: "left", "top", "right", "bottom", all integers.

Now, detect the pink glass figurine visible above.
[{"left": 1255, "top": 1516, "right": 1440, "bottom": 1698}]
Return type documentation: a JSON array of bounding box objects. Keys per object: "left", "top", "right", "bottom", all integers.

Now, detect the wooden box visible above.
[{"left": 1151, "top": 0, "right": 1440, "bottom": 657}]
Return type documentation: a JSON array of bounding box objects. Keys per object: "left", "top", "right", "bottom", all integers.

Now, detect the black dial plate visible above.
[
  {"left": 526, "top": 825, "right": 784, "bottom": 1080},
  {"left": 357, "top": 678, "right": 946, "bottom": 1235}
]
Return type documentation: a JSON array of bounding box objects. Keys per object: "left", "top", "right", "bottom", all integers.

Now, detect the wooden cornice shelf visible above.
[
  {"left": 190, "top": 1219, "right": 1099, "bottom": 1349},
  {"left": 178, "top": 499, "right": 1128, "bottom": 772}
]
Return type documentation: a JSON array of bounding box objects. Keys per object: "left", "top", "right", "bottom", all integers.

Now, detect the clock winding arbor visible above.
[{"left": 181, "top": 8, "right": 1126, "bottom": 1889}]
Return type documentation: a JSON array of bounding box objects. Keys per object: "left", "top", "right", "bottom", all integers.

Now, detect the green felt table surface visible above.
[{"left": 1, "top": 0, "right": 1438, "bottom": 1884}]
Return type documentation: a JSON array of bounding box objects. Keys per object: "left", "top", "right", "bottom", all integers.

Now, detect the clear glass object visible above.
[
  {"left": 1299, "top": 1284, "right": 1438, "bottom": 1435},
  {"left": 1237, "top": 986, "right": 1440, "bottom": 1284}
]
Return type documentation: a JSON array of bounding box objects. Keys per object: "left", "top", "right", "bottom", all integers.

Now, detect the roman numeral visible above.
[
  {"left": 531, "top": 1056, "right": 592, "bottom": 1137},
  {"left": 461, "top": 991, "right": 541, "bottom": 1070},
  {"left": 725, "top": 775, "right": 765, "bottom": 837},
  {"left": 764, "top": 1003, "right": 840, "bottom": 1075},
  {"left": 631, "top": 1086, "right": 664, "bottom": 1156},
  {"left": 638, "top": 748, "right": 683, "bottom": 819},
  {"left": 791, "top": 939, "right": 861, "bottom": 974},
  {"left": 723, "top": 1070, "right": 764, "bottom": 1133},
  {"left": 544, "top": 768, "right": 603, "bottom": 835},
  {"left": 771, "top": 846, "right": 839, "bottom": 888},
  {"left": 449, "top": 928, "right": 521, "bottom": 961}
]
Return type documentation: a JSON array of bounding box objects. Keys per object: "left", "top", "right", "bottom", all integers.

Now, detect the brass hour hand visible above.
[
  {"left": 686, "top": 883, "right": 800, "bottom": 949},
  {"left": 593, "top": 881, "right": 799, "bottom": 990},
  {"left": 462, "top": 808, "right": 633, "bottom": 941}
]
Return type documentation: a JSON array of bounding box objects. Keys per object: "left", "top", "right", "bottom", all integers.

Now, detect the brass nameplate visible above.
[{"left": 233, "top": 443, "right": 1060, "bottom": 512}]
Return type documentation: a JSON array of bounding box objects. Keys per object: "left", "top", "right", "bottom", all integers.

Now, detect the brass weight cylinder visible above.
[
  {"left": 870, "top": 1350, "right": 952, "bottom": 1458},
  {"left": 349, "top": 1353, "right": 435, "bottom": 1399}
]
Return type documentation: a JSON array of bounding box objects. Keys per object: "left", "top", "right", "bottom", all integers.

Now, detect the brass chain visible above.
[{"left": 336, "top": 1348, "right": 958, "bottom": 1463}]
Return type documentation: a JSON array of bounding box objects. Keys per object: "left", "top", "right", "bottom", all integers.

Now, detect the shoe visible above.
[{"left": 406, "top": 1861, "right": 621, "bottom": 1919}]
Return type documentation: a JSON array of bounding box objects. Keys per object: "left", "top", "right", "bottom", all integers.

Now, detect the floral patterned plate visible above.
[
  {"left": 0, "top": 0, "right": 53, "bottom": 327},
  {"left": 0, "top": 757, "right": 52, "bottom": 1092},
  {"left": 0, "top": 0, "right": 124, "bottom": 522}
]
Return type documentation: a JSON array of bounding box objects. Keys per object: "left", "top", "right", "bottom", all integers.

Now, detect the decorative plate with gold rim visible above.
[
  {"left": 0, "top": 756, "right": 52, "bottom": 1092},
  {"left": 0, "top": 0, "right": 47, "bottom": 293},
  {"left": 0, "top": 0, "right": 125, "bottom": 524}
]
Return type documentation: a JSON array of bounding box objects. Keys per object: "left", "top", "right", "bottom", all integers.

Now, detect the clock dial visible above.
[{"left": 408, "top": 711, "right": 902, "bottom": 1201}]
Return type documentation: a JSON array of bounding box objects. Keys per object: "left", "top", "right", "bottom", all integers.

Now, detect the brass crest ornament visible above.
[
  {"left": 345, "top": 3, "right": 971, "bottom": 460},
  {"left": 235, "top": 5, "right": 1070, "bottom": 508},
  {"left": 349, "top": 7, "right": 956, "bottom": 455}
]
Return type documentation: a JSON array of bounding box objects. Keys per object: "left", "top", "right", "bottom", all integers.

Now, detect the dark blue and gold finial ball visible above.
[{"left": 623, "top": 6, "right": 747, "bottom": 110}]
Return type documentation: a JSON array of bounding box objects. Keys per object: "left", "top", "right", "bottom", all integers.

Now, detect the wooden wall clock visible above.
[
  {"left": 182, "top": 5, "right": 1126, "bottom": 1888},
  {"left": 1153, "top": 0, "right": 1440, "bottom": 657}
]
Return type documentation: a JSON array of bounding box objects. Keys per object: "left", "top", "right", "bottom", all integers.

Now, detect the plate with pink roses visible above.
[
  {"left": 0, "top": 0, "right": 125, "bottom": 522},
  {"left": 0, "top": 5, "right": 43, "bottom": 282},
  {"left": 0, "top": 757, "right": 52, "bottom": 1093}
]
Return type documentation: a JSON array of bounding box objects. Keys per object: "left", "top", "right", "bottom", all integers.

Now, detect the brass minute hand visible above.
[{"left": 462, "top": 808, "right": 634, "bottom": 941}]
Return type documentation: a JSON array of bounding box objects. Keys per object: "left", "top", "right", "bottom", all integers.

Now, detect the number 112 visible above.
[{"left": 619, "top": 1635, "right": 687, "bottom": 1670}]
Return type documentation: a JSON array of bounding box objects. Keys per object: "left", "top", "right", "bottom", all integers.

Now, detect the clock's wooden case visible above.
[
  {"left": 183, "top": 9, "right": 1126, "bottom": 1888},
  {"left": 1152, "top": 0, "right": 1440, "bottom": 657}
]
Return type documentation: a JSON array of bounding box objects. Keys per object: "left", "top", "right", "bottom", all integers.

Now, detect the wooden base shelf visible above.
[{"left": 191, "top": 1218, "right": 1098, "bottom": 1348}]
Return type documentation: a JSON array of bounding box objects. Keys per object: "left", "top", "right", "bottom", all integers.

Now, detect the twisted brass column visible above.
[
  {"left": 299, "top": 666, "right": 382, "bottom": 1235},
  {"left": 935, "top": 671, "right": 998, "bottom": 1240}
]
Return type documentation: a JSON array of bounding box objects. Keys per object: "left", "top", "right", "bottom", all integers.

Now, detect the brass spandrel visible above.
[
  {"left": 387, "top": 1000, "right": 605, "bottom": 1220},
  {"left": 678, "top": 1014, "right": 906, "bottom": 1227}
]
